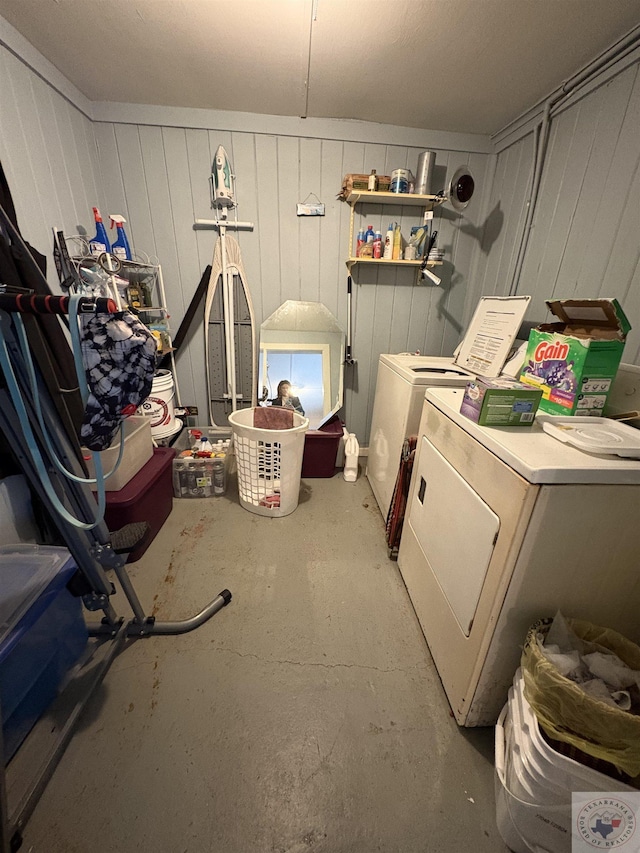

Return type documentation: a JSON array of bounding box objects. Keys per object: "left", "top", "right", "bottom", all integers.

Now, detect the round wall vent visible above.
[{"left": 449, "top": 168, "right": 475, "bottom": 212}]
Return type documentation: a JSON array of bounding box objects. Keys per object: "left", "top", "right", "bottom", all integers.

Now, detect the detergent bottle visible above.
[
  {"left": 109, "top": 215, "right": 132, "bottom": 261},
  {"left": 343, "top": 432, "right": 359, "bottom": 483},
  {"left": 89, "top": 207, "right": 110, "bottom": 257}
]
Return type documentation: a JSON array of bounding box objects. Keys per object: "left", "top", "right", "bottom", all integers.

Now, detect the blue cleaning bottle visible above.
[
  {"left": 109, "top": 214, "right": 132, "bottom": 261},
  {"left": 89, "top": 207, "right": 110, "bottom": 257},
  {"left": 365, "top": 224, "right": 376, "bottom": 245}
]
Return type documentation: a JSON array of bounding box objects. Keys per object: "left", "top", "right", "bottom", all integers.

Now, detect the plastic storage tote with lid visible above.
[
  {"left": 301, "top": 415, "right": 344, "bottom": 478},
  {"left": 0, "top": 545, "right": 88, "bottom": 762},
  {"left": 102, "top": 447, "right": 175, "bottom": 563}
]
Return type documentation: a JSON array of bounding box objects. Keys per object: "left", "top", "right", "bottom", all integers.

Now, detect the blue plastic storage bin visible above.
[{"left": 0, "top": 545, "right": 88, "bottom": 763}]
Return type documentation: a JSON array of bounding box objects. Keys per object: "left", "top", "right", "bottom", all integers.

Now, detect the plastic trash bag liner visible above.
[{"left": 521, "top": 615, "right": 640, "bottom": 777}]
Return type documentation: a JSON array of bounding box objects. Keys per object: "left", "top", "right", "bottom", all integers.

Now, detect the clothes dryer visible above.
[{"left": 398, "top": 386, "right": 640, "bottom": 727}]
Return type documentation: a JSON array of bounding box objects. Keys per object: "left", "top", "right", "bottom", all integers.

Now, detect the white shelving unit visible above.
[
  {"left": 117, "top": 261, "right": 181, "bottom": 404},
  {"left": 71, "top": 256, "right": 181, "bottom": 405},
  {"left": 345, "top": 190, "right": 446, "bottom": 274}
]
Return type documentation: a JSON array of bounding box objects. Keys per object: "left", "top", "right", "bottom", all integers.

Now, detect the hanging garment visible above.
[{"left": 79, "top": 311, "right": 157, "bottom": 451}]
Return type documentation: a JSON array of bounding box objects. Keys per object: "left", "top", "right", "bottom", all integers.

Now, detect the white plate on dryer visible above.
[{"left": 537, "top": 416, "right": 640, "bottom": 458}]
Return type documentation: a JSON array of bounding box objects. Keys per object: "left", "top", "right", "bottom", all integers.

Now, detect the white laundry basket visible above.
[{"left": 227, "top": 408, "right": 309, "bottom": 517}]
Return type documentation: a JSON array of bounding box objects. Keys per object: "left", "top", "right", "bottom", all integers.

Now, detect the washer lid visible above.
[
  {"left": 454, "top": 295, "right": 530, "bottom": 378},
  {"left": 379, "top": 354, "right": 474, "bottom": 385}
]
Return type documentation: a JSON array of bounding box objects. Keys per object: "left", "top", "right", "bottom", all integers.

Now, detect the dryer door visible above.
[{"left": 408, "top": 436, "right": 499, "bottom": 635}]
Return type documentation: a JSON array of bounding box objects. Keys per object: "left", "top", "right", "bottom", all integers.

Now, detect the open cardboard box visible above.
[{"left": 519, "top": 298, "right": 631, "bottom": 416}]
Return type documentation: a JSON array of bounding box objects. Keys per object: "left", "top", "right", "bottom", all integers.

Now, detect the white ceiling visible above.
[{"left": 2, "top": 0, "right": 640, "bottom": 135}]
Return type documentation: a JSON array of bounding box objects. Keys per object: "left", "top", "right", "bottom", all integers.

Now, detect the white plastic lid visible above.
[
  {"left": 538, "top": 417, "right": 640, "bottom": 459},
  {"left": 0, "top": 545, "right": 71, "bottom": 645}
]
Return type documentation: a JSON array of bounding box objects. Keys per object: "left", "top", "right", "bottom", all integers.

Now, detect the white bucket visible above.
[{"left": 139, "top": 369, "right": 177, "bottom": 439}]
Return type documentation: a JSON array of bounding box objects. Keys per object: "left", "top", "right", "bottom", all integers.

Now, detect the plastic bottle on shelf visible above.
[
  {"left": 373, "top": 231, "right": 382, "bottom": 259},
  {"left": 356, "top": 228, "right": 365, "bottom": 257},
  {"left": 365, "top": 224, "right": 375, "bottom": 246},
  {"left": 392, "top": 224, "right": 402, "bottom": 260},
  {"left": 109, "top": 215, "right": 132, "bottom": 261},
  {"left": 383, "top": 223, "right": 395, "bottom": 259},
  {"left": 368, "top": 170, "right": 378, "bottom": 191},
  {"left": 343, "top": 433, "right": 359, "bottom": 483},
  {"left": 89, "top": 207, "right": 110, "bottom": 257}
]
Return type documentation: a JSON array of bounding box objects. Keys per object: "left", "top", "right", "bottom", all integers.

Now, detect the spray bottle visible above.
[
  {"left": 89, "top": 207, "right": 110, "bottom": 257},
  {"left": 109, "top": 215, "right": 132, "bottom": 261}
]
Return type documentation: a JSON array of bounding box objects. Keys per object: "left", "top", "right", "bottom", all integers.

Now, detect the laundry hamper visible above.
[{"left": 228, "top": 408, "right": 309, "bottom": 517}]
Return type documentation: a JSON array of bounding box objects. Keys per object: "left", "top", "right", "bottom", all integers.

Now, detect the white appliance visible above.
[
  {"left": 366, "top": 296, "right": 531, "bottom": 520},
  {"left": 397, "top": 386, "right": 640, "bottom": 727},
  {"left": 366, "top": 356, "right": 473, "bottom": 519}
]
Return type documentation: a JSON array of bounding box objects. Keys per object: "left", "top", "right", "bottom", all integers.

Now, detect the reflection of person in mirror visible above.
[{"left": 271, "top": 380, "right": 305, "bottom": 415}]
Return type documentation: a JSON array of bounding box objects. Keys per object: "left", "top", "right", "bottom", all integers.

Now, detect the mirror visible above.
[
  {"left": 449, "top": 167, "right": 475, "bottom": 212},
  {"left": 259, "top": 301, "right": 345, "bottom": 429}
]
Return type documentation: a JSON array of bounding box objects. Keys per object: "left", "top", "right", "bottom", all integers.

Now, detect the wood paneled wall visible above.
[
  {"left": 0, "top": 47, "right": 102, "bottom": 266},
  {"left": 468, "top": 57, "right": 640, "bottom": 364},
  {"left": 92, "top": 123, "right": 492, "bottom": 442}
]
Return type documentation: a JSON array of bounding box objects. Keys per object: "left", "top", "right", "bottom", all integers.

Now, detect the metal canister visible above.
[
  {"left": 212, "top": 458, "right": 225, "bottom": 496},
  {"left": 173, "top": 460, "right": 185, "bottom": 498},
  {"left": 390, "top": 169, "right": 410, "bottom": 194},
  {"left": 184, "top": 460, "right": 199, "bottom": 497},
  {"left": 415, "top": 151, "right": 435, "bottom": 195}
]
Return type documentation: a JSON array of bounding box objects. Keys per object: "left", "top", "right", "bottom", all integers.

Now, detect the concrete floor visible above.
[{"left": 21, "top": 466, "right": 509, "bottom": 853}]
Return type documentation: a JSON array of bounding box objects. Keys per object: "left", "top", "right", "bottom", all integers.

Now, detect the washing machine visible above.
[
  {"left": 366, "top": 356, "right": 473, "bottom": 520},
  {"left": 366, "top": 296, "right": 531, "bottom": 520},
  {"left": 397, "top": 386, "right": 640, "bottom": 727}
]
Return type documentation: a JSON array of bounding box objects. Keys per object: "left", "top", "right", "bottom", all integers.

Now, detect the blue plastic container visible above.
[{"left": 0, "top": 546, "right": 88, "bottom": 763}]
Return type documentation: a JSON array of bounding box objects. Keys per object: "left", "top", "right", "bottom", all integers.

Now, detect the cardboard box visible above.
[
  {"left": 341, "top": 173, "right": 391, "bottom": 195},
  {"left": 351, "top": 175, "right": 391, "bottom": 192},
  {"left": 460, "top": 378, "right": 542, "bottom": 426},
  {"left": 519, "top": 299, "right": 631, "bottom": 416}
]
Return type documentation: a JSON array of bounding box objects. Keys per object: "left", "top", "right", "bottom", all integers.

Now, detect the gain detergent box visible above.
[{"left": 519, "top": 298, "right": 630, "bottom": 416}]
